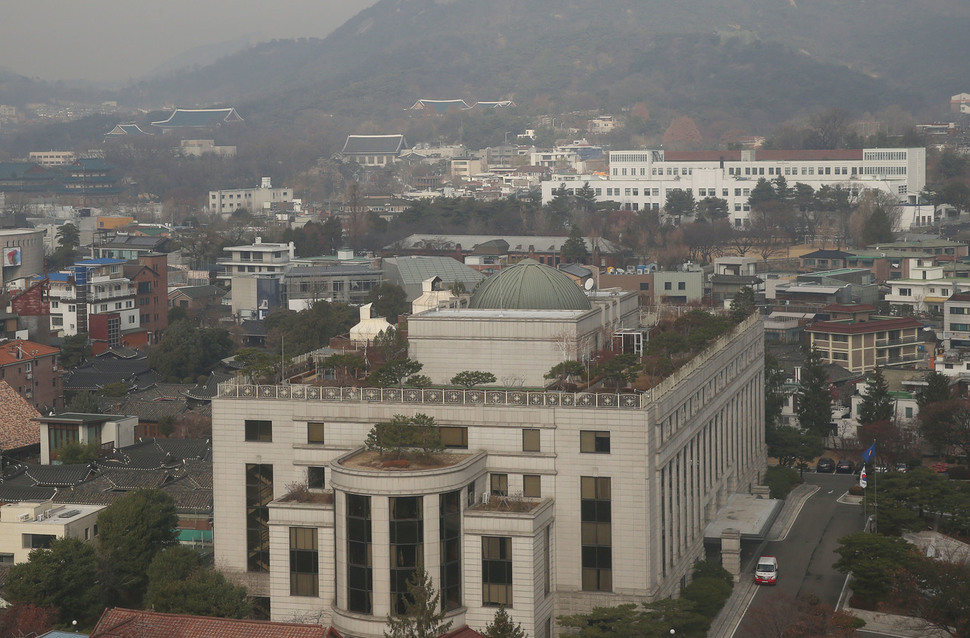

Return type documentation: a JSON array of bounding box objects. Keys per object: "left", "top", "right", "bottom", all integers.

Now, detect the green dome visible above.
[{"left": 469, "top": 259, "right": 592, "bottom": 311}]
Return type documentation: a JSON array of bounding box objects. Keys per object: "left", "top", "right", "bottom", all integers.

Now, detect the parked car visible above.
[
  {"left": 874, "top": 463, "right": 889, "bottom": 473},
  {"left": 755, "top": 556, "right": 779, "bottom": 585},
  {"left": 816, "top": 457, "right": 836, "bottom": 473},
  {"left": 894, "top": 462, "right": 908, "bottom": 473},
  {"left": 836, "top": 459, "right": 855, "bottom": 474}
]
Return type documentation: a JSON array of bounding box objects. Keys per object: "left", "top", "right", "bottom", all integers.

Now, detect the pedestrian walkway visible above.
[{"left": 707, "top": 483, "right": 818, "bottom": 637}]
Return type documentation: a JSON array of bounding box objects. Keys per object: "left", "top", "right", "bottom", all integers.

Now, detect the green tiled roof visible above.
[{"left": 470, "top": 258, "right": 591, "bottom": 311}]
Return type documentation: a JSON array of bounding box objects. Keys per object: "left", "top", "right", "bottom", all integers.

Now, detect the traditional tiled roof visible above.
[
  {"left": 341, "top": 134, "right": 409, "bottom": 155},
  {"left": 0, "top": 484, "right": 56, "bottom": 501},
  {"left": 408, "top": 99, "right": 471, "bottom": 112},
  {"left": 183, "top": 372, "right": 234, "bottom": 401},
  {"left": 23, "top": 463, "right": 94, "bottom": 487},
  {"left": 800, "top": 249, "right": 856, "bottom": 260},
  {"left": 105, "top": 123, "right": 152, "bottom": 136},
  {"left": 390, "top": 233, "right": 622, "bottom": 255},
  {"left": 151, "top": 108, "right": 244, "bottom": 128},
  {"left": 469, "top": 101, "right": 515, "bottom": 109},
  {"left": 169, "top": 285, "right": 226, "bottom": 300},
  {"left": 90, "top": 608, "right": 332, "bottom": 638},
  {"left": 0, "top": 381, "right": 41, "bottom": 451},
  {"left": 63, "top": 355, "right": 158, "bottom": 392}
]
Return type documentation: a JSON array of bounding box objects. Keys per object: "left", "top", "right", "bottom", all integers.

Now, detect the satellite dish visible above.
[{"left": 584, "top": 279, "right": 595, "bottom": 291}]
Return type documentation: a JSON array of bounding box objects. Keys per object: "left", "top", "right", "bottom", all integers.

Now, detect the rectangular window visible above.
[
  {"left": 523, "top": 474, "right": 541, "bottom": 498},
  {"left": 490, "top": 473, "right": 508, "bottom": 497},
  {"left": 390, "top": 496, "right": 423, "bottom": 615},
  {"left": 347, "top": 494, "right": 373, "bottom": 614},
  {"left": 307, "top": 422, "right": 325, "bottom": 444},
  {"left": 440, "top": 491, "right": 462, "bottom": 611},
  {"left": 0, "top": 553, "right": 13, "bottom": 565},
  {"left": 245, "top": 419, "right": 272, "bottom": 442},
  {"left": 580, "top": 431, "right": 611, "bottom": 454},
  {"left": 678, "top": 282, "right": 686, "bottom": 290},
  {"left": 307, "top": 466, "right": 326, "bottom": 489},
  {"left": 581, "top": 476, "right": 612, "bottom": 592},
  {"left": 246, "top": 464, "right": 273, "bottom": 572},
  {"left": 482, "top": 536, "right": 513, "bottom": 607},
  {"left": 522, "top": 428, "right": 540, "bottom": 452},
  {"left": 664, "top": 282, "right": 672, "bottom": 291},
  {"left": 23, "top": 534, "right": 56, "bottom": 549},
  {"left": 440, "top": 426, "right": 468, "bottom": 449},
  {"left": 289, "top": 527, "right": 319, "bottom": 596}
]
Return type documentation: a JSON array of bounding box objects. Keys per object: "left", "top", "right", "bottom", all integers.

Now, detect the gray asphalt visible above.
[{"left": 734, "top": 472, "right": 865, "bottom": 635}]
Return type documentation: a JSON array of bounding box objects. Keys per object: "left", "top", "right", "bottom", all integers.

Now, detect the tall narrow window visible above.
[
  {"left": 522, "top": 428, "right": 540, "bottom": 452},
  {"left": 523, "top": 475, "right": 541, "bottom": 498},
  {"left": 347, "top": 494, "right": 372, "bottom": 614},
  {"left": 390, "top": 496, "right": 423, "bottom": 615},
  {"left": 440, "top": 491, "right": 462, "bottom": 611},
  {"left": 490, "top": 474, "right": 508, "bottom": 497},
  {"left": 482, "top": 536, "right": 512, "bottom": 607},
  {"left": 245, "top": 463, "right": 273, "bottom": 572},
  {"left": 581, "top": 476, "right": 612, "bottom": 591},
  {"left": 307, "top": 422, "right": 325, "bottom": 444},
  {"left": 289, "top": 527, "right": 318, "bottom": 596}
]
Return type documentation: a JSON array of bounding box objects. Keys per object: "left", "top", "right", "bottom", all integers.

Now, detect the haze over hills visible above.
[{"left": 112, "top": 0, "right": 970, "bottom": 130}]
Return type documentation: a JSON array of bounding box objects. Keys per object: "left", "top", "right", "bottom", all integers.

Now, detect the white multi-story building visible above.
[
  {"left": 0, "top": 501, "right": 103, "bottom": 564},
  {"left": 28, "top": 150, "right": 76, "bottom": 167},
  {"left": 885, "top": 259, "right": 970, "bottom": 315},
  {"left": 211, "top": 261, "right": 767, "bottom": 637},
  {"left": 541, "top": 147, "right": 926, "bottom": 228},
  {"left": 207, "top": 177, "right": 294, "bottom": 216},
  {"left": 216, "top": 237, "right": 296, "bottom": 289},
  {"left": 46, "top": 258, "right": 138, "bottom": 336}
]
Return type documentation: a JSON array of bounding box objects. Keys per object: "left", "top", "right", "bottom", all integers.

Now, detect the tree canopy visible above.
[
  {"left": 147, "top": 319, "right": 233, "bottom": 382},
  {"left": 450, "top": 370, "right": 497, "bottom": 388},
  {"left": 366, "top": 283, "right": 409, "bottom": 321},
  {"left": 796, "top": 347, "right": 833, "bottom": 437},
  {"left": 857, "top": 368, "right": 893, "bottom": 426},
  {"left": 383, "top": 568, "right": 452, "bottom": 638},
  {"left": 145, "top": 546, "right": 251, "bottom": 619},
  {"left": 97, "top": 488, "right": 179, "bottom": 608},
  {"left": 561, "top": 224, "right": 590, "bottom": 263}
]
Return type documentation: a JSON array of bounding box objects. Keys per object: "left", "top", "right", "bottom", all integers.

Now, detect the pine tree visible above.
[
  {"left": 858, "top": 368, "right": 894, "bottom": 426},
  {"left": 917, "top": 371, "right": 951, "bottom": 408},
  {"left": 796, "top": 348, "right": 833, "bottom": 437},
  {"left": 483, "top": 606, "right": 527, "bottom": 638},
  {"left": 383, "top": 568, "right": 452, "bottom": 638},
  {"left": 561, "top": 225, "right": 589, "bottom": 264},
  {"left": 729, "top": 286, "right": 757, "bottom": 323}
]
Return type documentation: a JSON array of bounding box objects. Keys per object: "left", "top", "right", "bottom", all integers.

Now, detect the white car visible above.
[{"left": 755, "top": 556, "right": 778, "bottom": 585}]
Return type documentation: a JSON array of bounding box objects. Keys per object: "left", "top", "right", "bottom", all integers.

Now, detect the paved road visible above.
[{"left": 734, "top": 472, "right": 864, "bottom": 635}]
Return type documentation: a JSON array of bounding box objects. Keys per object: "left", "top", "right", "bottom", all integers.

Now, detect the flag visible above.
[
  {"left": 859, "top": 466, "right": 868, "bottom": 488},
  {"left": 862, "top": 443, "right": 876, "bottom": 463}
]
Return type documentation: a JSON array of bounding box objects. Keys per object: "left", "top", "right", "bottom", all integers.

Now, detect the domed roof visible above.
[{"left": 469, "top": 259, "right": 592, "bottom": 311}]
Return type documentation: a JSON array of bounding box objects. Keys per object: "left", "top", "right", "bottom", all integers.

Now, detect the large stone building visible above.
[
  {"left": 541, "top": 147, "right": 926, "bottom": 228},
  {"left": 212, "top": 262, "right": 766, "bottom": 637}
]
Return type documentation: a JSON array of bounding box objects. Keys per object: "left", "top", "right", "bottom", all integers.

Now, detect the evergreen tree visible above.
[
  {"left": 857, "top": 368, "right": 894, "bottom": 426},
  {"left": 764, "top": 354, "right": 787, "bottom": 429},
  {"left": 664, "top": 188, "right": 696, "bottom": 218},
  {"left": 560, "top": 225, "right": 589, "bottom": 263},
  {"left": 729, "top": 286, "right": 757, "bottom": 323},
  {"left": 5, "top": 538, "right": 101, "bottom": 627},
  {"left": 383, "top": 568, "right": 452, "bottom": 638},
  {"left": 916, "top": 371, "right": 951, "bottom": 408},
  {"left": 796, "top": 348, "right": 833, "bottom": 437},
  {"left": 450, "top": 370, "right": 497, "bottom": 388},
  {"left": 861, "top": 206, "right": 895, "bottom": 244},
  {"left": 483, "top": 606, "right": 527, "bottom": 638}
]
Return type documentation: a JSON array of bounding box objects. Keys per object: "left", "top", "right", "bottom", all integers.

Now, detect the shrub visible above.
[
  {"left": 765, "top": 465, "right": 801, "bottom": 499},
  {"left": 848, "top": 485, "right": 864, "bottom": 496},
  {"left": 682, "top": 576, "right": 732, "bottom": 618}
]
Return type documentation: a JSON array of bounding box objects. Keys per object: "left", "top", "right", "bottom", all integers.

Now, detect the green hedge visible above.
[{"left": 765, "top": 465, "right": 802, "bottom": 499}]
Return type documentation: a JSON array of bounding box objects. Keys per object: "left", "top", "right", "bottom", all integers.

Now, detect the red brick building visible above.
[
  {"left": 0, "top": 338, "right": 62, "bottom": 412},
  {"left": 124, "top": 253, "right": 169, "bottom": 343}
]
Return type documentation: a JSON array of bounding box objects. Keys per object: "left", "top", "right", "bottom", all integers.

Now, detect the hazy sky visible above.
[{"left": 0, "top": 0, "right": 380, "bottom": 84}]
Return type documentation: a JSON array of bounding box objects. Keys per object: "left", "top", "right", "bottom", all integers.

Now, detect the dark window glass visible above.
[
  {"left": 390, "top": 496, "right": 423, "bottom": 615},
  {"left": 581, "top": 476, "right": 612, "bottom": 592},
  {"left": 522, "top": 429, "right": 540, "bottom": 452},
  {"left": 307, "top": 466, "right": 325, "bottom": 489},
  {"left": 490, "top": 474, "right": 508, "bottom": 497},
  {"left": 307, "top": 422, "right": 325, "bottom": 444},
  {"left": 245, "top": 464, "right": 273, "bottom": 572},
  {"left": 440, "top": 491, "right": 462, "bottom": 611},
  {"left": 289, "top": 527, "right": 318, "bottom": 596},
  {"left": 440, "top": 426, "right": 468, "bottom": 449},
  {"left": 245, "top": 419, "right": 272, "bottom": 442},
  {"left": 482, "top": 536, "right": 512, "bottom": 606},
  {"left": 580, "top": 431, "right": 610, "bottom": 454},
  {"left": 346, "top": 494, "right": 372, "bottom": 613},
  {"left": 523, "top": 474, "right": 541, "bottom": 498}
]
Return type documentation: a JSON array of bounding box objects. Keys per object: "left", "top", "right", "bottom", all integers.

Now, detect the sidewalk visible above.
[{"left": 707, "top": 483, "right": 818, "bottom": 637}]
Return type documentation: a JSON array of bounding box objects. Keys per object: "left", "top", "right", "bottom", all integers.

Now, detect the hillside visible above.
[{"left": 113, "top": 0, "right": 970, "bottom": 130}]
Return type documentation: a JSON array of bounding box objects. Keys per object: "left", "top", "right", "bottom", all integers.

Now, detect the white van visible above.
[{"left": 754, "top": 555, "right": 778, "bottom": 585}]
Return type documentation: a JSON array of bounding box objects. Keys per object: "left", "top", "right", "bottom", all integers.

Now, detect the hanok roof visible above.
[
  {"left": 341, "top": 134, "right": 409, "bottom": 156},
  {"left": 106, "top": 123, "right": 152, "bottom": 136},
  {"left": 169, "top": 285, "right": 226, "bottom": 301},
  {"left": 90, "top": 608, "right": 334, "bottom": 638},
  {"left": 390, "top": 233, "right": 622, "bottom": 255},
  {"left": 0, "top": 381, "right": 41, "bottom": 451},
  {"left": 151, "top": 108, "right": 244, "bottom": 128},
  {"left": 470, "top": 100, "right": 516, "bottom": 109},
  {"left": 63, "top": 355, "right": 159, "bottom": 392},
  {"left": 408, "top": 99, "right": 471, "bottom": 112},
  {"left": 801, "top": 249, "right": 856, "bottom": 260},
  {"left": 806, "top": 317, "right": 925, "bottom": 335}
]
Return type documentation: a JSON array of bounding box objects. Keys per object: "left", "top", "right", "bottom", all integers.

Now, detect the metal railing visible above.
[{"left": 217, "top": 383, "right": 647, "bottom": 410}]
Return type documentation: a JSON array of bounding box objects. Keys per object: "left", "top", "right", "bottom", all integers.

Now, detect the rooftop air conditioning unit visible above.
[
  {"left": 481, "top": 492, "right": 490, "bottom": 505},
  {"left": 18, "top": 513, "right": 30, "bottom": 522}
]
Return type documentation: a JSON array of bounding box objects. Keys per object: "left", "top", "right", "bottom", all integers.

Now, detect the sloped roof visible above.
[
  {"left": 341, "top": 134, "right": 409, "bottom": 155},
  {"left": 408, "top": 99, "right": 470, "bottom": 112},
  {"left": 63, "top": 356, "right": 159, "bottom": 392},
  {"left": 383, "top": 256, "right": 484, "bottom": 287},
  {"left": 90, "top": 608, "right": 332, "bottom": 638},
  {"left": 470, "top": 258, "right": 592, "bottom": 311},
  {"left": 0, "top": 381, "right": 41, "bottom": 451},
  {"left": 151, "top": 108, "right": 244, "bottom": 128},
  {"left": 470, "top": 101, "right": 515, "bottom": 109},
  {"left": 106, "top": 123, "right": 152, "bottom": 136},
  {"left": 169, "top": 285, "right": 226, "bottom": 300},
  {"left": 23, "top": 463, "right": 94, "bottom": 487},
  {"left": 390, "top": 233, "right": 621, "bottom": 255},
  {"left": 801, "top": 249, "right": 856, "bottom": 259},
  {"left": 0, "top": 339, "right": 59, "bottom": 366}
]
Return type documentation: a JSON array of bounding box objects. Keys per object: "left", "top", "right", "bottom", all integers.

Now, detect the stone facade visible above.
[{"left": 212, "top": 316, "right": 766, "bottom": 637}]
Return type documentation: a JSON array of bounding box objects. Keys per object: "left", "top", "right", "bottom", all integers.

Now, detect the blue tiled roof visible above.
[{"left": 152, "top": 107, "right": 243, "bottom": 128}]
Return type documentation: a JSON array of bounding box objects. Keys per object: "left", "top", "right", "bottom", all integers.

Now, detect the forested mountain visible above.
[{"left": 114, "top": 0, "right": 970, "bottom": 130}]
